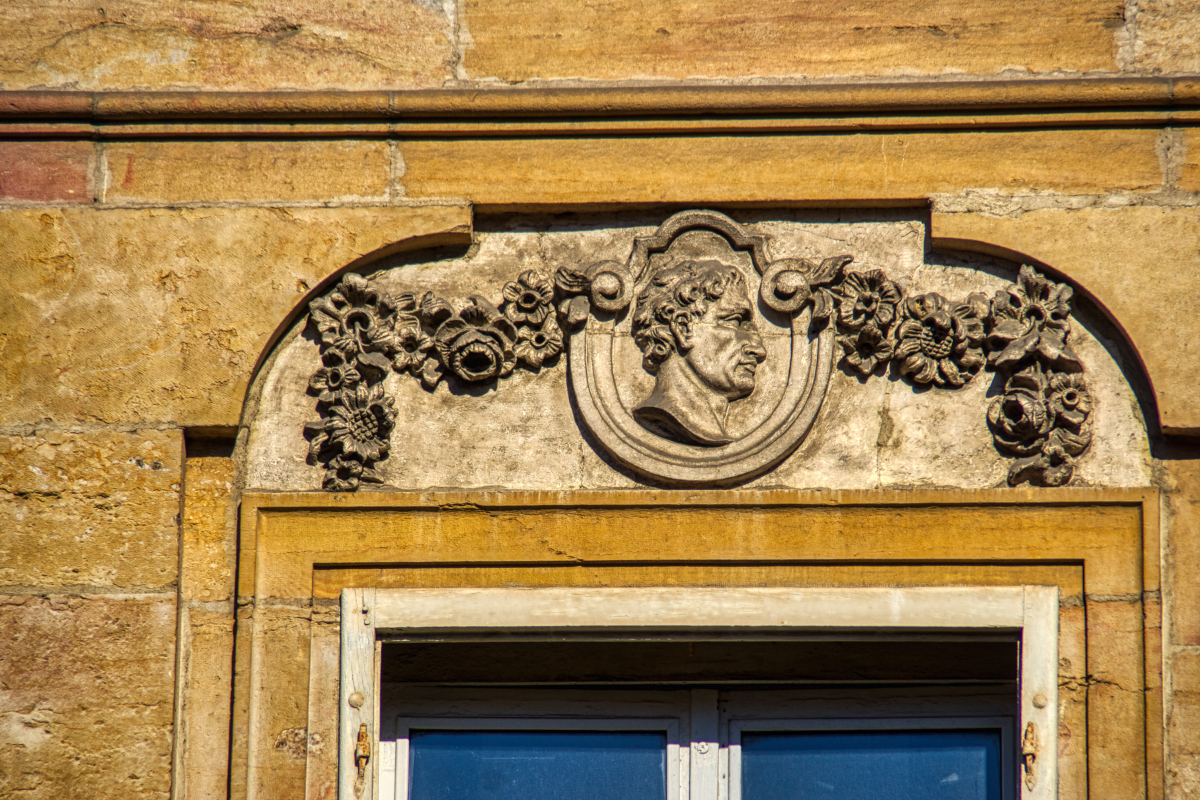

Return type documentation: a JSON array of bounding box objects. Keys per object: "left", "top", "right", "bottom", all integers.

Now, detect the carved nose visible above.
[{"left": 743, "top": 331, "right": 767, "bottom": 362}]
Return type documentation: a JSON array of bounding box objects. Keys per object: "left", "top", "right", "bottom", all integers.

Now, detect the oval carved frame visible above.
[{"left": 568, "top": 210, "right": 835, "bottom": 485}]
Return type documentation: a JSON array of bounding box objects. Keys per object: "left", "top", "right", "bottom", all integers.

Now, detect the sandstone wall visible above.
[{"left": 3, "top": 0, "right": 1200, "bottom": 90}]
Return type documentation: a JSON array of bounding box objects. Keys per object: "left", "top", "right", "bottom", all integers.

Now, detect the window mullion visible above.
[{"left": 689, "top": 689, "right": 720, "bottom": 800}]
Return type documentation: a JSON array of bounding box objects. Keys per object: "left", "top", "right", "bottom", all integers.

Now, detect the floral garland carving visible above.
[
  {"left": 984, "top": 267, "right": 1092, "bottom": 486},
  {"left": 304, "top": 259, "right": 1091, "bottom": 490},
  {"left": 825, "top": 264, "right": 1092, "bottom": 486},
  {"left": 304, "top": 271, "right": 564, "bottom": 490}
]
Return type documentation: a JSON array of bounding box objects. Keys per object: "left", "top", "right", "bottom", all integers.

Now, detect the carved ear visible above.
[{"left": 669, "top": 313, "right": 694, "bottom": 353}]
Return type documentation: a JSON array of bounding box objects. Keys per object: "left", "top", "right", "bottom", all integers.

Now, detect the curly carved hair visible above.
[{"left": 631, "top": 260, "right": 748, "bottom": 374}]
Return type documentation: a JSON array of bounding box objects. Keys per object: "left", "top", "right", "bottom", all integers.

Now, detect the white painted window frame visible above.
[{"left": 340, "top": 586, "right": 1058, "bottom": 800}]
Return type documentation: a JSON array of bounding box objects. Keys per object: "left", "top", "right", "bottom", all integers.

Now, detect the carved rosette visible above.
[{"left": 303, "top": 213, "right": 1093, "bottom": 490}]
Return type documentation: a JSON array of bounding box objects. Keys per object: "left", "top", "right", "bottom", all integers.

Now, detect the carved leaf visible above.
[
  {"left": 355, "top": 352, "right": 393, "bottom": 382},
  {"left": 554, "top": 267, "right": 592, "bottom": 295},
  {"left": 418, "top": 292, "right": 454, "bottom": 329},
  {"left": 419, "top": 358, "right": 444, "bottom": 390},
  {"left": 811, "top": 255, "right": 853, "bottom": 286},
  {"left": 562, "top": 295, "right": 590, "bottom": 328},
  {"left": 1035, "top": 328, "right": 1083, "bottom": 373}
]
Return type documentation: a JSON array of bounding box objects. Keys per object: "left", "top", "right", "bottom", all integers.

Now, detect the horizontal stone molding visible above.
[{"left": 2, "top": 78, "right": 1200, "bottom": 124}]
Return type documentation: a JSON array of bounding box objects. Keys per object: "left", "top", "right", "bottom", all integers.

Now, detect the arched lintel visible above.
[
  {"left": 239, "top": 217, "right": 474, "bottom": 429},
  {"left": 931, "top": 231, "right": 1163, "bottom": 434},
  {"left": 930, "top": 207, "right": 1200, "bottom": 438}
]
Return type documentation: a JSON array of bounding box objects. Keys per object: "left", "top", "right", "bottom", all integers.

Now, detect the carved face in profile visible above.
[{"left": 630, "top": 260, "right": 767, "bottom": 446}]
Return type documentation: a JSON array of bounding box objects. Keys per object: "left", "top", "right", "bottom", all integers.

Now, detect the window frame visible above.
[
  {"left": 341, "top": 586, "right": 1058, "bottom": 800},
  {"left": 725, "top": 715, "right": 1017, "bottom": 800},
  {"left": 390, "top": 714, "right": 685, "bottom": 800}
]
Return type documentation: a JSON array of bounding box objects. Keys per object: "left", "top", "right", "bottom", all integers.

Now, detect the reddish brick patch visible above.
[{"left": 0, "top": 141, "right": 94, "bottom": 202}]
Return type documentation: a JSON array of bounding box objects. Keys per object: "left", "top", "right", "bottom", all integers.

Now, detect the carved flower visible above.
[
  {"left": 308, "top": 350, "right": 361, "bottom": 404},
  {"left": 1046, "top": 373, "right": 1092, "bottom": 430},
  {"left": 433, "top": 297, "right": 518, "bottom": 383},
  {"left": 837, "top": 329, "right": 895, "bottom": 375},
  {"left": 514, "top": 315, "right": 564, "bottom": 369},
  {"left": 987, "top": 373, "right": 1053, "bottom": 457},
  {"left": 503, "top": 271, "right": 554, "bottom": 326},
  {"left": 836, "top": 270, "right": 902, "bottom": 335},
  {"left": 1044, "top": 374, "right": 1093, "bottom": 461},
  {"left": 988, "top": 266, "right": 1081, "bottom": 373},
  {"left": 309, "top": 273, "right": 401, "bottom": 360},
  {"left": 323, "top": 383, "right": 396, "bottom": 463},
  {"left": 1009, "top": 442, "right": 1077, "bottom": 488},
  {"left": 391, "top": 323, "right": 433, "bottom": 375},
  {"left": 322, "top": 454, "right": 385, "bottom": 492},
  {"left": 1036, "top": 443, "right": 1076, "bottom": 486},
  {"left": 893, "top": 293, "right": 987, "bottom": 387}
]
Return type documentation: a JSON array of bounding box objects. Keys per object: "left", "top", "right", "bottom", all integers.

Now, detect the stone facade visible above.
[{"left": 2, "top": 3, "right": 1200, "bottom": 799}]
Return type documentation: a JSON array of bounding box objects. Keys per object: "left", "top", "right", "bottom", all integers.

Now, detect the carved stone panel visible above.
[{"left": 240, "top": 209, "right": 1149, "bottom": 493}]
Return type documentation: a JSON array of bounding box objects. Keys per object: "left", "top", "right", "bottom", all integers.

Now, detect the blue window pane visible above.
[
  {"left": 741, "top": 729, "right": 1002, "bottom": 800},
  {"left": 409, "top": 730, "right": 667, "bottom": 800}
]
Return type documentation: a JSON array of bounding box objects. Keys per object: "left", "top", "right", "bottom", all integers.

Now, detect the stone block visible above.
[
  {"left": 0, "top": 142, "right": 94, "bottom": 204},
  {"left": 241, "top": 604, "right": 313, "bottom": 800},
  {"left": 1058, "top": 602, "right": 1087, "bottom": 800},
  {"left": 397, "top": 129, "right": 1162, "bottom": 204},
  {"left": 0, "top": 0, "right": 453, "bottom": 91},
  {"left": 0, "top": 429, "right": 181, "bottom": 590},
  {"left": 1181, "top": 128, "right": 1200, "bottom": 193},
  {"left": 181, "top": 453, "right": 237, "bottom": 603},
  {"left": 1165, "top": 457, "right": 1200, "bottom": 646},
  {"left": 1086, "top": 597, "right": 1148, "bottom": 798},
  {"left": 461, "top": 0, "right": 1121, "bottom": 81},
  {"left": 103, "top": 141, "right": 390, "bottom": 204},
  {"left": 0, "top": 204, "right": 471, "bottom": 427},
  {"left": 1168, "top": 649, "right": 1200, "bottom": 797},
  {"left": 178, "top": 608, "right": 235, "bottom": 800},
  {"left": 305, "top": 608, "right": 339, "bottom": 800},
  {"left": 931, "top": 205, "right": 1200, "bottom": 436},
  {"left": 0, "top": 594, "right": 175, "bottom": 800},
  {"left": 1134, "top": 0, "right": 1200, "bottom": 74}
]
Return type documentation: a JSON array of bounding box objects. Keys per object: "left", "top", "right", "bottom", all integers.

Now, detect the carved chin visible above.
[{"left": 731, "top": 365, "right": 758, "bottom": 396}]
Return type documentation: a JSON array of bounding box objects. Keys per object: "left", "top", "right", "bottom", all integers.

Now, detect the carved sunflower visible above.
[{"left": 324, "top": 383, "right": 396, "bottom": 463}]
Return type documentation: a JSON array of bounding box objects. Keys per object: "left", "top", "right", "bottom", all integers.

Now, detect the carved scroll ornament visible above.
[{"left": 303, "top": 211, "right": 1092, "bottom": 490}]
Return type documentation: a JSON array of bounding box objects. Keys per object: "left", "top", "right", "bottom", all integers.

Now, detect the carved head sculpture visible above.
[{"left": 630, "top": 259, "right": 767, "bottom": 446}]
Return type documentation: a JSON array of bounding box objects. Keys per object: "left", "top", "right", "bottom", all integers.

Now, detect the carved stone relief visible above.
[{"left": 302, "top": 210, "right": 1093, "bottom": 490}]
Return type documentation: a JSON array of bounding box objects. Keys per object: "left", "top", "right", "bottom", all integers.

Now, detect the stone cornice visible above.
[{"left": 1, "top": 78, "right": 1199, "bottom": 137}]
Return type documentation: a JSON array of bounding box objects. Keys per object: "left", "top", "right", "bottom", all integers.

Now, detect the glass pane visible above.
[
  {"left": 408, "top": 729, "right": 667, "bottom": 800},
  {"left": 741, "top": 729, "right": 1002, "bottom": 800}
]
